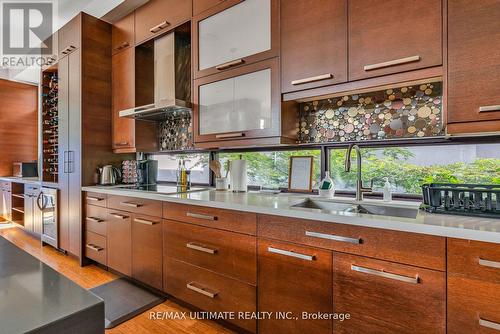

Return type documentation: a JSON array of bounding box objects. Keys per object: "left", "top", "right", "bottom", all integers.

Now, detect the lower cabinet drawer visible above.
[
  {"left": 448, "top": 274, "right": 500, "bottom": 334},
  {"left": 333, "top": 252, "right": 446, "bottom": 334},
  {"left": 85, "top": 231, "right": 107, "bottom": 266},
  {"left": 163, "top": 220, "right": 257, "bottom": 284},
  {"left": 108, "top": 195, "right": 162, "bottom": 217},
  {"left": 85, "top": 192, "right": 107, "bottom": 207},
  {"left": 85, "top": 205, "right": 108, "bottom": 236},
  {"left": 164, "top": 257, "right": 257, "bottom": 333}
]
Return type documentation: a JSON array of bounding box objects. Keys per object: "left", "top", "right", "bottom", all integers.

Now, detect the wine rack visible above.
[{"left": 41, "top": 67, "right": 59, "bottom": 183}]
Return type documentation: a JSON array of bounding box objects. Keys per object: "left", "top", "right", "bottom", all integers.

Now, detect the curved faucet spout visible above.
[{"left": 344, "top": 144, "right": 371, "bottom": 201}]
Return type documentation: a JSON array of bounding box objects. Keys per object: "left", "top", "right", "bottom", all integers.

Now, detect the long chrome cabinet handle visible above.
[
  {"left": 215, "top": 132, "right": 245, "bottom": 139},
  {"left": 134, "top": 218, "right": 158, "bottom": 226},
  {"left": 364, "top": 55, "right": 421, "bottom": 71},
  {"left": 120, "top": 202, "right": 142, "bottom": 208},
  {"left": 351, "top": 265, "right": 419, "bottom": 284},
  {"left": 86, "top": 217, "right": 103, "bottom": 223},
  {"left": 479, "top": 105, "right": 500, "bottom": 112},
  {"left": 186, "top": 242, "right": 217, "bottom": 255},
  {"left": 479, "top": 258, "right": 500, "bottom": 269},
  {"left": 268, "top": 247, "right": 314, "bottom": 261},
  {"left": 86, "top": 244, "right": 103, "bottom": 252},
  {"left": 186, "top": 212, "right": 217, "bottom": 221},
  {"left": 291, "top": 73, "right": 333, "bottom": 85},
  {"left": 186, "top": 282, "right": 218, "bottom": 298},
  {"left": 215, "top": 58, "right": 245, "bottom": 70},
  {"left": 86, "top": 196, "right": 104, "bottom": 202},
  {"left": 150, "top": 20, "right": 170, "bottom": 33},
  {"left": 480, "top": 318, "right": 500, "bottom": 331},
  {"left": 110, "top": 213, "right": 129, "bottom": 220},
  {"left": 305, "top": 231, "right": 361, "bottom": 244}
]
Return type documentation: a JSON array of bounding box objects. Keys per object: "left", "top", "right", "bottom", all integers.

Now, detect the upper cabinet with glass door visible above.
[{"left": 193, "top": 0, "right": 279, "bottom": 79}]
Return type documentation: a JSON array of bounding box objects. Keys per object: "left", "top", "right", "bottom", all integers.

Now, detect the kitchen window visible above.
[
  {"left": 328, "top": 143, "right": 500, "bottom": 196},
  {"left": 150, "top": 153, "right": 210, "bottom": 185},
  {"left": 217, "top": 149, "right": 321, "bottom": 189}
]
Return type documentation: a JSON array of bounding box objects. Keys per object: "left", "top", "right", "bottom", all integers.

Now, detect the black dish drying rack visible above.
[{"left": 421, "top": 183, "right": 500, "bottom": 218}]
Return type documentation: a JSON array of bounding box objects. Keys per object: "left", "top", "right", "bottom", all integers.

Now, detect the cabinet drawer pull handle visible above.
[
  {"left": 87, "top": 196, "right": 104, "bottom": 202},
  {"left": 150, "top": 20, "right": 170, "bottom": 33},
  {"left": 215, "top": 58, "right": 245, "bottom": 70},
  {"left": 479, "top": 258, "right": 500, "bottom": 269},
  {"left": 115, "top": 42, "right": 130, "bottom": 51},
  {"left": 479, "top": 105, "right": 500, "bottom": 113},
  {"left": 291, "top": 73, "right": 333, "bottom": 85},
  {"left": 110, "top": 213, "right": 129, "bottom": 220},
  {"left": 134, "top": 218, "right": 158, "bottom": 225},
  {"left": 186, "top": 242, "right": 217, "bottom": 254},
  {"left": 351, "top": 265, "right": 419, "bottom": 284},
  {"left": 86, "top": 244, "right": 103, "bottom": 252},
  {"left": 115, "top": 141, "right": 129, "bottom": 146},
  {"left": 86, "top": 217, "right": 103, "bottom": 223},
  {"left": 268, "top": 247, "right": 314, "bottom": 261},
  {"left": 215, "top": 132, "right": 245, "bottom": 139},
  {"left": 186, "top": 212, "right": 217, "bottom": 221},
  {"left": 120, "top": 202, "right": 143, "bottom": 208},
  {"left": 479, "top": 318, "right": 500, "bottom": 331},
  {"left": 305, "top": 231, "right": 361, "bottom": 244},
  {"left": 186, "top": 282, "right": 218, "bottom": 298},
  {"left": 364, "top": 55, "right": 421, "bottom": 71}
]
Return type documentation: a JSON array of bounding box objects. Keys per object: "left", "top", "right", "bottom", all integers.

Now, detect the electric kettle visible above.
[{"left": 98, "top": 165, "right": 121, "bottom": 185}]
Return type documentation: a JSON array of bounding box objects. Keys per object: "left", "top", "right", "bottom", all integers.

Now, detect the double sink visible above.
[{"left": 291, "top": 198, "right": 419, "bottom": 219}]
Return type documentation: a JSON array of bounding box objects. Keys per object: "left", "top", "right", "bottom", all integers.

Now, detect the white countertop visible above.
[
  {"left": 0, "top": 176, "right": 40, "bottom": 185},
  {"left": 83, "top": 185, "right": 500, "bottom": 244}
]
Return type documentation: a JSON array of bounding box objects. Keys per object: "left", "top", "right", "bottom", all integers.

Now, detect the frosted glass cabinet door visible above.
[
  {"left": 195, "top": 58, "right": 279, "bottom": 142},
  {"left": 194, "top": 0, "right": 278, "bottom": 78}
]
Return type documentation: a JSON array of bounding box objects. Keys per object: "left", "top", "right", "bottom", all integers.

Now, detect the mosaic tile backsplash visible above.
[
  {"left": 159, "top": 110, "right": 193, "bottom": 151},
  {"left": 297, "top": 82, "right": 444, "bottom": 143}
]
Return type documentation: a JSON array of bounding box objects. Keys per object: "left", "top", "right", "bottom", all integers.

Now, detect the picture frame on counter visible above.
[{"left": 288, "top": 156, "right": 314, "bottom": 193}]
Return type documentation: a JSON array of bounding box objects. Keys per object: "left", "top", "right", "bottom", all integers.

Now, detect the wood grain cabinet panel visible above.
[
  {"left": 135, "top": 0, "right": 191, "bottom": 44},
  {"left": 112, "top": 12, "right": 134, "bottom": 54},
  {"left": 85, "top": 231, "right": 107, "bottom": 266},
  {"left": 258, "top": 214, "right": 446, "bottom": 271},
  {"left": 107, "top": 210, "right": 132, "bottom": 276},
  {"left": 348, "top": 0, "right": 442, "bottom": 81},
  {"left": 448, "top": 275, "right": 500, "bottom": 334},
  {"left": 132, "top": 214, "right": 163, "bottom": 290},
  {"left": 108, "top": 195, "right": 162, "bottom": 217},
  {"left": 281, "top": 0, "right": 347, "bottom": 93},
  {"left": 85, "top": 205, "right": 108, "bottom": 236},
  {"left": 85, "top": 192, "right": 107, "bottom": 208},
  {"left": 163, "top": 202, "right": 256, "bottom": 235},
  {"left": 58, "top": 14, "right": 81, "bottom": 59},
  {"left": 448, "top": 238, "right": 500, "bottom": 283},
  {"left": 112, "top": 48, "right": 135, "bottom": 151},
  {"left": 258, "top": 239, "right": 333, "bottom": 334},
  {"left": 193, "top": 0, "right": 226, "bottom": 16},
  {"left": 448, "top": 0, "right": 500, "bottom": 124},
  {"left": 163, "top": 220, "right": 257, "bottom": 284},
  {"left": 164, "top": 257, "right": 257, "bottom": 333},
  {"left": 333, "top": 252, "right": 446, "bottom": 334}
]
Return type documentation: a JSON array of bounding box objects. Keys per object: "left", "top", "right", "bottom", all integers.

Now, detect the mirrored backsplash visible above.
[{"left": 297, "top": 81, "right": 444, "bottom": 143}]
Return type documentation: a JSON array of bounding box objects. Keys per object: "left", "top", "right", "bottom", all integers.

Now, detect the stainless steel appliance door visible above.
[{"left": 40, "top": 188, "right": 58, "bottom": 249}]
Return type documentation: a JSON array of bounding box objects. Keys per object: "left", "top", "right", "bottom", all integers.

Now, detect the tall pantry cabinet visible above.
[{"left": 56, "top": 13, "right": 120, "bottom": 260}]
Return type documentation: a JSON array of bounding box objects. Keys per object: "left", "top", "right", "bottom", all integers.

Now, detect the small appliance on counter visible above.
[
  {"left": 98, "top": 165, "right": 121, "bottom": 185},
  {"left": 137, "top": 159, "right": 158, "bottom": 185},
  {"left": 121, "top": 160, "right": 138, "bottom": 184},
  {"left": 230, "top": 156, "right": 247, "bottom": 192},
  {"left": 13, "top": 162, "right": 38, "bottom": 178}
]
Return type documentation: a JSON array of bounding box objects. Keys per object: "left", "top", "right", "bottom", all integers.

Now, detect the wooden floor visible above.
[{"left": 0, "top": 227, "right": 234, "bottom": 334}]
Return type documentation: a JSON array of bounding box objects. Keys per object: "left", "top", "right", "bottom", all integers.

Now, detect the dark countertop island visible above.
[{"left": 0, "top": 236, "right": 104, "bottom": 334}]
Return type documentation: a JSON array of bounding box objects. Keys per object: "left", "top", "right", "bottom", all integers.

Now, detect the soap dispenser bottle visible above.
[
  {"left": 319, "top": 171, "right": 335, "bottom": 198},
  {"left": 383, "top": 177, "right": 392, "bottom": 202}
]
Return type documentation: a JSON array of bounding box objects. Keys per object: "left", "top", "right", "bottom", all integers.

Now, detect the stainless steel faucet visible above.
[{"left": 344, "top": 144, "right": 373, "bottom": 201}]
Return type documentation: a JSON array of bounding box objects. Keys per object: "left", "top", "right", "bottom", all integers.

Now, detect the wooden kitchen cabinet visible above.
[
  {"left": 193, "top": 0, "right": 279, "bottom": 79},
  {"left": 348, "top": 0, "right": 442, "bottom": 81},
  {"left": 281, "top": 0, "right": 347, "bottom": 93},
  {"left": 58, "top": 14, "right": 81, "bottom": 59},
  {"left": 132, "top": 214, "right": 163, "bottom": 290},
  {"left": 112, "top": 12, "right": 134, "bottom": 54},
  {"left": 447, "top": 0, "right": 500, "bottom": 129},
  {"left": 107, "top": 210, "right": 132, "bottom": 276},
  {"left": 194, "top": 58, "right": 296, "bottom": 146},
  {"left": 24, "top": 184, "right": 42, "bottom": 236},
  {"left": 258, "top": 238, "right": 333, "bottom": 334},
  {"left": 0, "top": 182, "right": 12, "bottom": 221},
  {"left": 134, "top": 0, "right": 191, "bottom": 44},
  {"left": 333, "top": 252, "right": 446, "bottom": 333},
  {"left": 112, "top": 48, "right": 136, "bottom": 152},
  {"left": 193, "top": 0, "right": 226, "bottom": 16}
]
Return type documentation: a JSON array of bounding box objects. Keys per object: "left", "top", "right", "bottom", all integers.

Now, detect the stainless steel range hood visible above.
[{"left": 120, "top": 26, "right": 191, "bottom": 121}]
